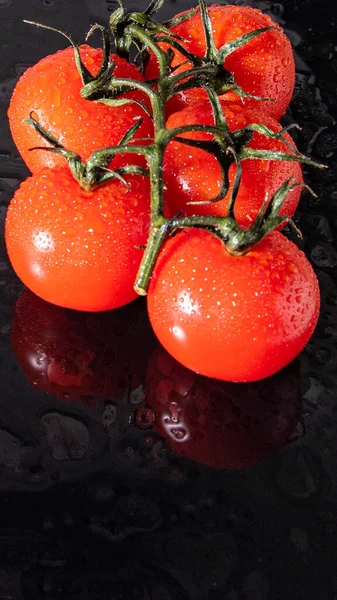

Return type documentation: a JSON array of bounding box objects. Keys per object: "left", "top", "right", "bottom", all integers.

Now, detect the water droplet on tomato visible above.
[
  {"left": 51, "top": 87, "right": 61, "bottom": 109},
  {"left": 288, "top": 263, "right": 299, "bottom": 274}
]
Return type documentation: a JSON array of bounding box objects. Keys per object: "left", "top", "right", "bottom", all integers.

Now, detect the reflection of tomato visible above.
[
  {"left": 11, "top": 290, "right": 156, "bottom": 403},
  {"left": 147, "top": 346, "right": 302, "bottom": 470}
]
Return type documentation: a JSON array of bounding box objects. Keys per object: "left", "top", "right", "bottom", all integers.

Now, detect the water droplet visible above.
[
  {"left": 311, "top": 244, "right": 337, "bottom": 268},
  {"left": 288, "top": 263, "right": 299, "bottom": 274},
  {"left": 171, "top": 427, "right": 187, "bottom": 440},
  {"left": 135, "top": 407, "right": 155, "bottom": 429}
]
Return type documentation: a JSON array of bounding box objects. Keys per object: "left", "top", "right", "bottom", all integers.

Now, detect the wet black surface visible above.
[{"left": 1, "top": 0, "right": 337, "bottom": 598}]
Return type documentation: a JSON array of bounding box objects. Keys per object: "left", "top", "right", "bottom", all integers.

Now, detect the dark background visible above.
[{"left": 1, "top": 0, "right": 337, "bottom": 598}]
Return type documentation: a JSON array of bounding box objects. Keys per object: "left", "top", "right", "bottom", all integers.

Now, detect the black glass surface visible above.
[{"left": 1, "top": 0, "right": 337, "bottom": 598}]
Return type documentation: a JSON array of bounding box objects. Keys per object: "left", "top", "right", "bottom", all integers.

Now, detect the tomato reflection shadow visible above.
[
  {"left": 11, "top": 290, "right": 157, "bottom": 404},
  {"left": 146, "top": 347, "right": 303, "bottom": 470}
]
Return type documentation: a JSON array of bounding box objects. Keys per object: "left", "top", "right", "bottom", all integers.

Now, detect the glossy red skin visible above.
[
  {"left": 5, "top": 168, "right": 150, "bottom": 311},
  {"left": 147, "top": 230, "right": 320, "bottom": 383},
  {"left": 8, "top": 45, "right": 153, "bottom": 173},
  {"left": 11, "top": 290, "right": 156, "bottom": 403},
  {"left": 164, "top": 100, "right": 303, "bottom": 228},
  {"left": 147, "top": 346, "right": 302, "bottom": 469},
  {"left": 145, "top": 4, "right": 295, "bottom": 119}
]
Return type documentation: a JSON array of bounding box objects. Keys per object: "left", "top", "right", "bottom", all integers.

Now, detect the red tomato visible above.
[
  {"left": 147, "top": 346, "right": 302, "bottom": 469},
  {"left": 164, "top": 100, "right": 303, "bottom": 228},
  {"left": 147, "top": 230, "right": 320, "bottom": 382},
  {"left": 11, "top": 290, "right": 156, "bottom": 403},
  {"left": 8, "top": 45, "right": 153, "bottom": 173},
  {"left": 145, "top": 4, "right": 295, "bottom": 119},
  {"left": 5, "top": 168, "right": 150, "bottom": 311}
]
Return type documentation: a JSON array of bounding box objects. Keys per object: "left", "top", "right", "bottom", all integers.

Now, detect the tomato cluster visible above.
[{"left": 5, "top": 2, "right": 321, "bottom": 383}]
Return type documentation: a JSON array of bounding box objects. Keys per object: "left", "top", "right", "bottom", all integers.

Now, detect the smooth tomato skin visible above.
[
  {"left": 5, "top": 169, "right": 150, "bottom": 311},
  {"left": 8, "top": 45, "right": 152, "bottom": 173},
  {"left": 164, "top": 100, "right": 303, "bottom": 228},
  {"left": 147, "top": 230, "right": 320, "bottom": 382},
  {"left": 147, "top": 346, "right": 301, "bottom": 469},
  {"left": 145, "top": 5, "right": 295, "bottom": 120}
]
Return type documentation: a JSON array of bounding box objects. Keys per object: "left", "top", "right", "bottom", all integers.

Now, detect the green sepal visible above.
[
  {"left": 198, "top": 0, "right": 218, "bottom": 62},
  {"left": 224, "top": 179, "right": 307, "bottom": 255},
  {"left": 118, "top": 118, "right": 144, "bottom": 145},
  {"left": 263, "top": 178, "right": 300, "bottom": 221},
  {"left": 87, "top": 163, "right": 150, "bottom": 190},
  {"left": 144, "top": 0, "right": 165, "bottom": 16},
  {"left": 25, "top": 112, "right": 63, "bottom": 148},
  {"left": 154, "top": 35, "right": 203, "bottom": 63},
  {"left": 28, "top": 144, "right": 85, "bottom": 182},
  {"left": 109, "top": 0, "right": 126, "bottom": 33},
  {"left": 225, "top": 84, "right": 274, "bottom": 103},
  {"left": 85, "top": 24, "right": 112, "bottom": 80},
  {"left": 239, "top": 147, "right": 327, "bottom": 169},
  {"left": 80, "top": 60, "right": 116, "bottom": 100},
  {"left": 96, "top": 97, "right": 152, "bottom": 118},
  {"left": 163, "top": 6, "right": 200, "bottom": 29},
  {"left": 219, "top": 26, "right": 276, "bottom": 61},
  {"left": 23, "top": 20, "right": 93, "bottom": 85},
  {"left": 235, "top": 123, "right": 301, "bottom": 155},
  {"left": 128, "top": 13, "right": 182, "bottom": 40},
  {"left": 226, "top": 148, "right": 242, "bottom": 220}
]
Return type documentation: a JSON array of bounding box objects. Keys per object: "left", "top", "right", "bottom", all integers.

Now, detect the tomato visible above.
[
  {"left": 8, "top": 45, "right": 153, "bottom": 173},
  {"left": 164, "top": 100, "right": 303, "bottom": 228},
  {"left": 147, "top": 346, "right": 301, "bottom": 469},
  {"left": 147, "top": 230, "right": 320, "bottom": 383},
  {"left": 145, "top": 4, "right": 295, "bottom": 120},
  {"left": 11, "top": 290, "right": 156, "bottom": 403},
  {"left": 5, "top": 168, "right": 150, "bottom": 311}
]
